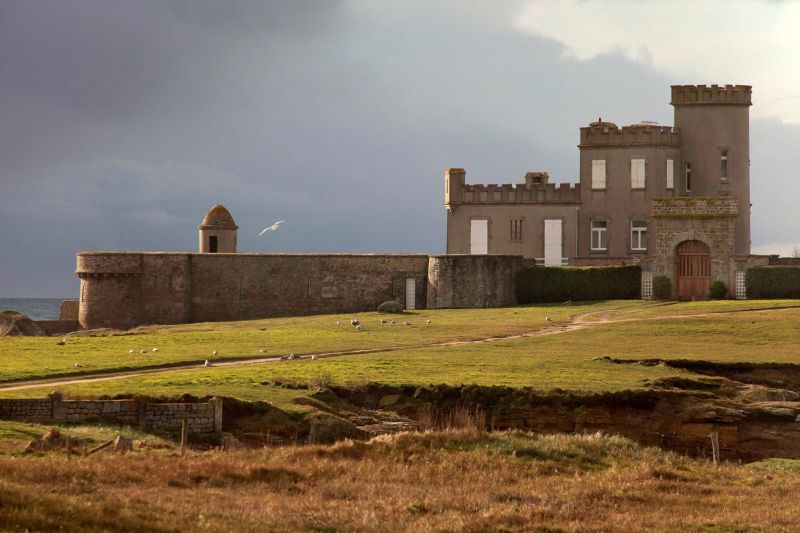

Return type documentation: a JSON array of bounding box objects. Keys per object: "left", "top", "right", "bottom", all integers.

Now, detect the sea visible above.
[{"left": 0, "top": 298, "right": 65, "bottom": 320}]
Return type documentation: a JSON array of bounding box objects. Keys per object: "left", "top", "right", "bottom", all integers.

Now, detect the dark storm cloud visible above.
[{"left": 0, "top": 1, "right": 796, "bottom": 297}]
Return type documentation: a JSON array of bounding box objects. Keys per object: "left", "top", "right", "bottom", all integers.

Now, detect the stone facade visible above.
[
  {"left": 0, "top": 394, "right": 222, "bottom": 435},
  {"left": 444, "top": 84, "right": 757, "bottom": 299}
]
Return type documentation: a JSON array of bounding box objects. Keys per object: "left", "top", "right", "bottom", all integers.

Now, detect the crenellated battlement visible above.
[
  {"left": 579, "top": 123, "right": 680, "bottom": 148},
  {"left": 671, "top": 84, "right": 752, "bottom": 106},
  {"left": 445, "top": 168, "right": 579, "bottom": 205}
]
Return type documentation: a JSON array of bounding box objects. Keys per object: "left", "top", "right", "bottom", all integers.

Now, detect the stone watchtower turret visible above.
[
  {"left": 198, "top": 204, "right": 238, "bottom": 253},
  {"left": 671, "top": 84, "right": 752, "bottom": 254}
]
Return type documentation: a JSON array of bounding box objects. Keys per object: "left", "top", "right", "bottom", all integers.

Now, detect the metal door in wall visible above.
[
  {"left": 405, "top": 278, "right": 416, "bottom": 310},
  {"left": 470, "top": 220, "right": 488, "bottom": 255},
  {"left": 676, "top": 240, "right": 710, "bottom": 301}
]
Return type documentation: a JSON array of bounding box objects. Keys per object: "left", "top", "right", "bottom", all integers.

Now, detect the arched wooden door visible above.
[{"left": 676, "top": 240, "right": 710, "bottom": 301}]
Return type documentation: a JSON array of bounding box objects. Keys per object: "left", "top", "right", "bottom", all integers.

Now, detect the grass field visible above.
[
  {"left": 2, "top": 430, "right": 800, "bottom": 531},
  {"left": 0, "top": 301, "right": 638, "bottom": 383},
  {"left": 2, "top": 299, "right": 799, "bottom": 409}
]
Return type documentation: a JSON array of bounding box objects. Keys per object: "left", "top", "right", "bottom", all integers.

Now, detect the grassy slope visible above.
[{"left": 1, "top": 431, "right": 800, "bottom": 531}]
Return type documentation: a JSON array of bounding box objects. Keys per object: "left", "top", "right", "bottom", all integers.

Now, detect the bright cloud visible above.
[{"left": 514, "top": 0, "right": 800, "bottom": 122}]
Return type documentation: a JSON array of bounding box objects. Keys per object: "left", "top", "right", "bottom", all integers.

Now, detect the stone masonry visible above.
[{"left": 0, "top": 394, "right": 222, "bottom": 436}]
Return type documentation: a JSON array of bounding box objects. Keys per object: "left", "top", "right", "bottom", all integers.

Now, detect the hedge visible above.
[
  {"left": 745, "top": 267, "right": 800, "bottom": 299},
  {"left": 515, "top": 265, "right": 641, "bottom": 303},
  {"left": 652, "top": 276, "right": 671, "bottom": 300}
]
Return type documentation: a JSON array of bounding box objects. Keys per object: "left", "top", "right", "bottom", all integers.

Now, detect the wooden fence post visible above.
[
  {"left": 180, "top": 418, "right": 188, "bottom": 457},
  {"left": 710, "top": 431, "right": 720, "bottom": 465}
]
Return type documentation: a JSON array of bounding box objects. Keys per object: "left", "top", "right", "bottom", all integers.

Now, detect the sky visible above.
[{"left": 1, "top": 0, "right": 799, "bottom": 297}]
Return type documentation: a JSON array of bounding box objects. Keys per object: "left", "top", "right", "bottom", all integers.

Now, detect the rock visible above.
[
  {"left": 377, "top": 300, "right": 404, "bottom": 314},
  {"left": 0, "top": 310, "right": 45, "bottom": 337},
  {"left": 378, "top": 394, "right": 403, "bottom": 408},
  {"left": 306, "top": 412, "right": 368, "bottom": 444},
  {"left": 113, "top": 435, "right": 133, "bottom": 453}
]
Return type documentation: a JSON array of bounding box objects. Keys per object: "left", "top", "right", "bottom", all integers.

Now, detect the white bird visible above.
[
  {"left": 403, "top": 321, "right": 411, "bottom": 326},
  {"left": 336, "top": 320, "right": 340, "bottom": 326},
  {"left": 426, "top": 319, "right": 431, "bottom": 325},
  {"left": 390, "top": 320, "right": 397, "bottom": 325},
  {"left": 311, "top": 355, "right": 318, "bottom": 360},
  {"left": 74, "top": 363, "right": 81, "bottom": 368},
  {"left": 259, "top": 348, "right": 267, "bottom": 353},
  {"left": 129, "top": 349, "right": 135, "bottom": 354},
  {"left": 545, "top": 316, "right": 552, "bottom": 322},
  {"left": 351, "top": 317, "right": 360, "bottom": 327},
  {"left": 258, "top": 220, "right": 285, "bottom": 236},
  {"left": 212, "top": 349, "right": 218, "bottom": 356},
  {"left": 204, "top": 359, "right": 210, "bottom": 367},
  {"left": 152, "top": 347, "right": 158, "bottom": 352},
  {"left": 57, "top": 338, "right": 66, "bottom": 346},
  {"left": 355, "top": 324, "right": 362, "bottom": 331},
  {"left": 140, "top": 349, "right": 147, "bottom": 354}
]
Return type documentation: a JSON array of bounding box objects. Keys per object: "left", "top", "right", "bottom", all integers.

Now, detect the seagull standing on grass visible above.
[{"left": 258, "top": 220, "right": 286, "bottom": 236}]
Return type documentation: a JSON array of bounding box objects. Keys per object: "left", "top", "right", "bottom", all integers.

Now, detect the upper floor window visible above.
[
  {"left": 666, "top": 159, "right": 674, "bottom": 190},
  {"left": 591, "top": 220, "right": 608, "bottom": 251},
  {"left": 509, "top": 218, "right": 523, "bottom": 241},
  {"left": 630, "top": 159, "right": 646, "bottom": 189},
  {"left": 685, "top": 162, "right": 692, "bottom": 192},
  {"left": 631, "top": 220, "right": 647, "bottom": 251},
  {"left": 591, "top": 160, "right": 606, "bottom": 190},
  {"left": 721, "top": 150, "right": 728, "bottom": 180}
]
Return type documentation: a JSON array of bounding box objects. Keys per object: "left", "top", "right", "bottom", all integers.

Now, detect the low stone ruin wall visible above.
[
  {"left": 0, "top": 394, "right": 222, "bottom": 435},
  {"left": 35, "top": 320, "right": 81, "bottom": 336}
]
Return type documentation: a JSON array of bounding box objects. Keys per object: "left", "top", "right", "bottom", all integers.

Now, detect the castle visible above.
[
  {"left": 67, "top": 84, "right": 772, "bottom": 330},
  {"left": 445, "top": 84, "right": 764, "bottom": 300}
]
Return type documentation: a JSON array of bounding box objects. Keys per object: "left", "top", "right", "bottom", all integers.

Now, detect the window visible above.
[
  {"left": 666, "top": 159, "right": 674, "bottom": 190},
  {"left": 509, "top": 218, "right": 523, "bottom": 241},
  {"left": 685, "top": 162, "right": 692, "bottom": 192},
  {"left": 591, "top": 160, "right": 606, "bottom": 190},
  {"left": 590, "top": 220, "right": 608, "bottom": 251},
  {"left": 630, "top": 159, "right": 646, "bottom": 189},
  {"left": 208, "top": 235, "right": 218, "bottom": 253},
  {"left": 631, "top": 220, "right": 647, "bottom": 251},
  {"left": 721, "top": 150, "right": 728, "bottom": 180}
]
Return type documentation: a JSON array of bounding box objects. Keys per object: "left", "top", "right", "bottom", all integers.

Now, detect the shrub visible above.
[
  {"left": 746, "top": 267, "right": 800, "bottom": 299},
  {"left": 652, "top": 276, "right": 671, "bottom": 300},
  {"left": 709, "top": 281, "right": 727, "bottom": 300},
  {"left": 514, "top": 265, "right": 641, "bottom": 303}
]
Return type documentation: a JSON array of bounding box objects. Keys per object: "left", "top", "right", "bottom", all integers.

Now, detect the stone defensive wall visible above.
[
  {"left": 427, "top": 255, "right": 522, "bottom": 309},
  {"left": 670, "top": 84, "right": 752, "bottom": 106},
  {"left": 579, "top": 124, "right": 680, "bottom": 148},
  {"left": 76, "top": 252, "right": 523, "bottom": 329},
  {"left": 0, "top": 393, "right": 222, "bottom": 435}
]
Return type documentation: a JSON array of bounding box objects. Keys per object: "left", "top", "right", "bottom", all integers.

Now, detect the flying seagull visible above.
[{"left": 258, "top": 220, "right": 285, "bottom": 236}]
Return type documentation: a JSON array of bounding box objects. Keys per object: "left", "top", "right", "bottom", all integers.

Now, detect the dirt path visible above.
[{"left": 3, "top": 304, "right": 799, "bottom": 392}]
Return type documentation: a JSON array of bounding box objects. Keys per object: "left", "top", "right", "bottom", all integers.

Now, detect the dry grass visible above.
[{"left": 2, "top": 430, "right": 800, "bottom": 531}]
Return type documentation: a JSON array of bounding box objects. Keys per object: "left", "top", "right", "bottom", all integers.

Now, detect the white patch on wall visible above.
[
  {"left": 631, "top": 159, "right": 646, "bottom": 189},
  {"left": 544, "top": 219, "right": 563, "bottom": 266},
  {"left": 591, "top": 160, "right": 606, "bottom": 190},
  {"left": 470, "top": 220, "right": 488, "bottom": 255},
  {"left": 735, "top": 271, "right": 747, "bottom": 300},
  {"left": 405, "top": 278, "right": 416, "bottom": 310},
  {"left": 666, "top": 159, "right": 674, "bottom": 190},
  {"left": 641, "top": 271, "right": 653, "bottom": 300}
]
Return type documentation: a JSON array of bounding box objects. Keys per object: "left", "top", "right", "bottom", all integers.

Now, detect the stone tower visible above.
[
  {"left": 671, "top": 84, "right": 752, "bottom": 254},
  {"left": 198, "top": 204, "right": 238, "bottom": 253}
]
